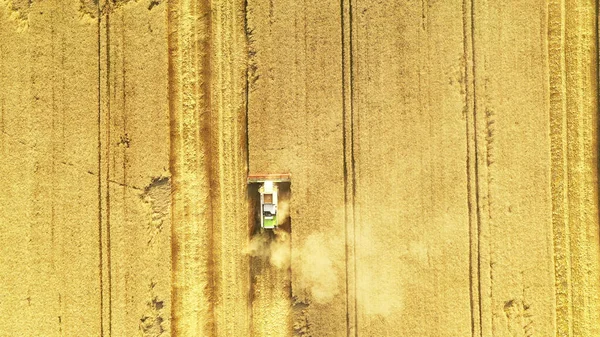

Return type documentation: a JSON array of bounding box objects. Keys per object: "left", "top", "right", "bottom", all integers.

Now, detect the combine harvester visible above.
[{"left": 247, "top": 173, "right": 291, "bottom": 230}]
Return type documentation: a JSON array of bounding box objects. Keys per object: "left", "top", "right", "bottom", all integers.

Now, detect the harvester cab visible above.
[{"left": 248, "top": 173, "right": 291, "bottom": 230}]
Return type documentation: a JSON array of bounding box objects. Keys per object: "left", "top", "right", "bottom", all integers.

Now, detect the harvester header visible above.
[{"left": 247, "top": 173, "right": 292, "bottom": 184}]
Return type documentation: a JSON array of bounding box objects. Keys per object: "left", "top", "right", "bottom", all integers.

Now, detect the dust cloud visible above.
[
  {"left": 244, "top": 229, "right": 340, "bottom": 305},
  {"left": 245, "top": 229, "right": 291, "bottom": 270},
  {"left": 277, "top": 199, "right": 290, "bottom": 226},
  {"left": 294, "top": 233, "right": 339, "bottom": 304}
]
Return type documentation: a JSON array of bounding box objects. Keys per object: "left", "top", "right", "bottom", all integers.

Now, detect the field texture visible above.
[{"left": 0, "top": 0, "right": 599, "bottom": 336}]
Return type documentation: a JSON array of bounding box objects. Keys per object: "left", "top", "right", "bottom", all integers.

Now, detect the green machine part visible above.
[{"left": 263, "top": 216, "right": 277, "bottom": 229}]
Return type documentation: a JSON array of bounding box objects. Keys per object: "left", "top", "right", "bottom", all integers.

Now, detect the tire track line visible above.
[{"left": 341, "top": 0, "right": 357, "bottom": 335}]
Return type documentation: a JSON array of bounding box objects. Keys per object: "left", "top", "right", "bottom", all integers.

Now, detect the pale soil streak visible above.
[
  {"left": 548, "top": 0, "right": 572, "bottom": 335},
  {"left": 210, "top": 0, "right": 251, "bottom": 336},
  {"left": 169, "top": 0, "right": 251, "bottom": 336},
  {"left": 555, "top": 0, "right": 600, "bottom": 335},
  {"left": 168, "top": 0, "right": 215, "bottom": 335},
  {"left": 0, "top": 1, "right": 101, "bottom": 336}
]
